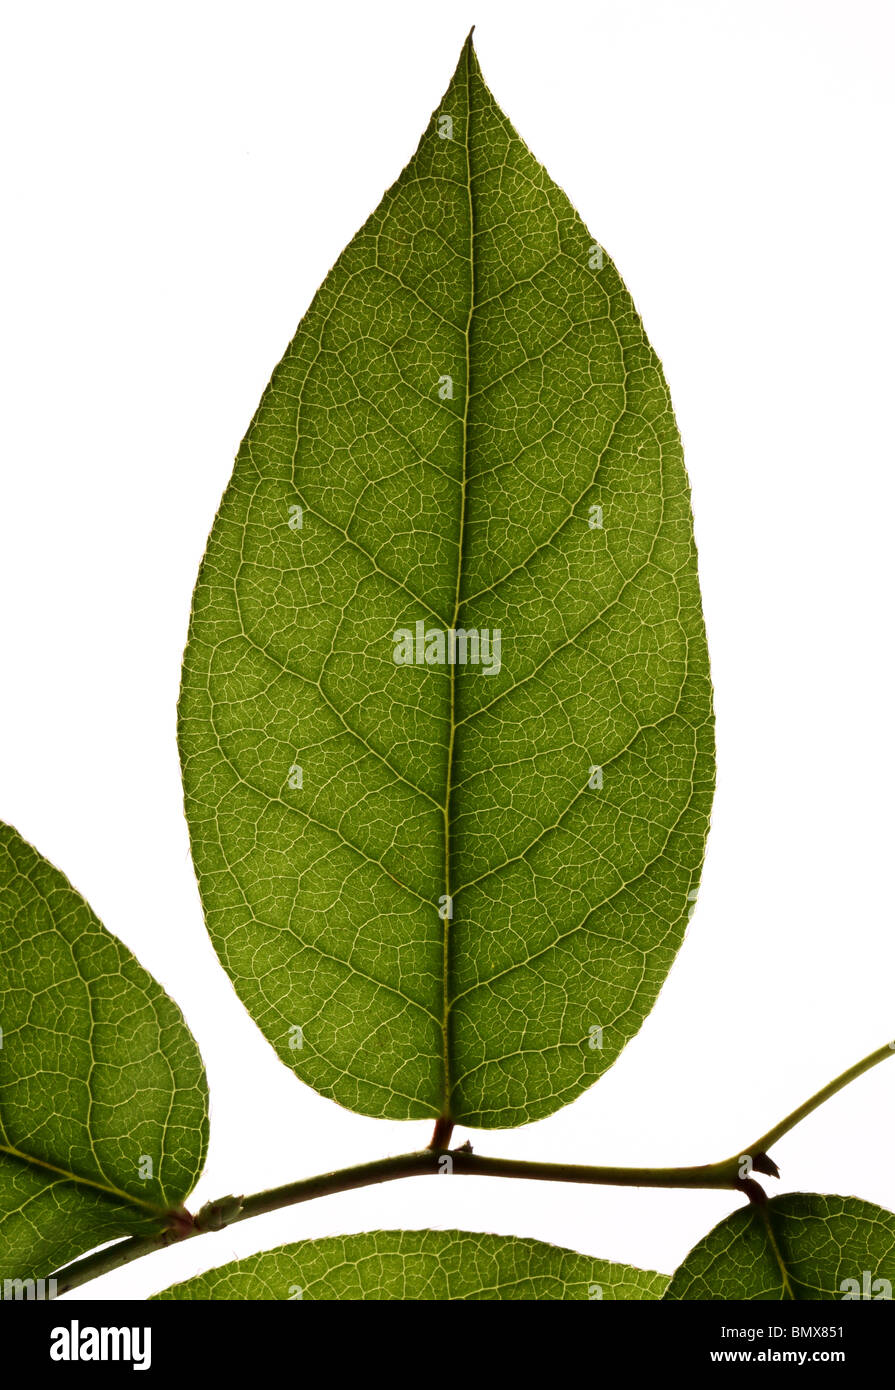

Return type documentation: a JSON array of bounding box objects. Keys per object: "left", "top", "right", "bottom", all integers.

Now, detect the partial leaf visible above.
[
  {"left": 154, "top": 1228, "right": 667, "bottom": 1300},
  {"left": 0, "top": 821, "right": 208, "bottom": 1280},
  {"left": 665, "top": 1194, "right": 895, "bottom": 1300},
  {"left": 179, "top": 33, "right": 714, "bottom": 1127}
]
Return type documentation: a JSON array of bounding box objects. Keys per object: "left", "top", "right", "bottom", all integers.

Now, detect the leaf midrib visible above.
[
  {"left": 758, "top": 1204, "right": 797, "bottom": 1300},
  {"left": 439, "top": 40, "right": 476, "bottom": 1122}
]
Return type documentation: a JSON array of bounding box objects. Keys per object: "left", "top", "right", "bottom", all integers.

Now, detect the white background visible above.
[{"left": 1, "top": 0, "right": 893, "bottom": 1299}]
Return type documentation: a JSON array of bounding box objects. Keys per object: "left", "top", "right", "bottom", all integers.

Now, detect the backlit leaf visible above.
[
  {"left": 154, "top": 1228, "right": 667, "bottom": 1300},
  {"left": 0, "top": 822, "right": 208, "bottom": 1281},
  {"left": 179, "top": 33, "right": 714, "bottom": 1127},
  {"left": 665, "top": 1193, "right": 895, "bottom": 1300}
]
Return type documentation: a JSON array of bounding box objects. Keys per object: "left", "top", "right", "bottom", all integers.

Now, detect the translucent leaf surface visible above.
[
  {"left": 155, "top": 1228, "right": 667, "bottom": 1300},
  {"left": 0, "top": 822, "right": 208, "bottom": 1279},
  {"left": 179, "top": 34, "right": 714, "bottom": 1127},
  {"left": 665, "top": 1194, "right": 895, "bottom": 1300}
]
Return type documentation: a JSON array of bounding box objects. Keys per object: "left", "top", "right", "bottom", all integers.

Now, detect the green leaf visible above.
[
  {"left": 179, "top": 33, "right": 714, "bottom": 1127},
  {"left": 0, "top": 821, "right": 208, "bottom": 1280},
  {"left": 664, "top": 1194, "right": 895, "bottom": 1300},
  {"left": 153, "top": 1228, "right": 667, "bottom": 1300}
]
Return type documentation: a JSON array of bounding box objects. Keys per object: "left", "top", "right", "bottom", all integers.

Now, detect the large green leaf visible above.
[
  {"left": 154, "top": 1228, "right": 667, "bottom": 1300},
  {"left": 179, "top": 33, "right": 714, "bottom": 1127},
  {"left": 665, "top": 1194, "right": 895, "bottom": 1300},
  {"left": 0, "top": 822, "right": 208, "bottom": 1280}
]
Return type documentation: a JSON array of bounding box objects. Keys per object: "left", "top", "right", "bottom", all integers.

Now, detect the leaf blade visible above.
[
  {"left": 179, "top": 35, "right": 714, "bottom": 1126},
  {"left": 664, "top": 1194, "right": 895, "bottom": 1300},
  {"left": 0, "top": 821, "right": 208, "bottom": 1279},
  {"left": 153, "top": 1228, "right": 667, "bottom": 1300}
]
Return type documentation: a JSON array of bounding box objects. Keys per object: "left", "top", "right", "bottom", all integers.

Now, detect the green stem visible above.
[
  {"left": 748, "top": 1040, "right": 895, "bottom": 1157},
  {"left": 52, "top": 1230, "right": 178, "bottom": 1294},
  {"left": 50, "top": 1038, "right": 895, "bottom": 1298},
  {"left": 52, "top": 1149, "right": 743, "bottom": 1296}
]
